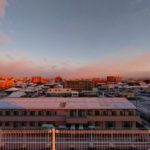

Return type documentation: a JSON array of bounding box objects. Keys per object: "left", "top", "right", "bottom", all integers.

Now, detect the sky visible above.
[{"left": 0, "top": 0, "right": 150, "bottom": 78}]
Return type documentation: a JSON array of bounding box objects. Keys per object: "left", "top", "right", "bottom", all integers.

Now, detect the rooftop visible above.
[
  {"left": 131, "top": 96, "right": 150, "bottom": 116},
  {"left": 0, "top": 97, "right": 136, "bottom": 110}
]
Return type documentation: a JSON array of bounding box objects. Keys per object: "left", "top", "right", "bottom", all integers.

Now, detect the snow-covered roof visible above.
[{"left": 0, "top": 97, "right": 136, "bottom": 110}]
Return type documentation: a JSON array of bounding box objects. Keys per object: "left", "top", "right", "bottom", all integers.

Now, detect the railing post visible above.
[{"left": 52, "top": 129, "right": 56, "bottom": 150}]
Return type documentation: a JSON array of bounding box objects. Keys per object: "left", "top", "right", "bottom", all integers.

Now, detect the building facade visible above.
[
  {"left": 64, "top": 79, "right": 94, "bottom": 92},
  {"left": 46, "top": 88, "right": 79, "bottom": 97},
  {"left": 0, "top": 97, "right": 140, "bottom": 129},
  {"left": 0, "top": 79, "right": 14, "bottom": 90},
  {"left": 31, "top": 76, "right": 49, "bottom": 84},
  {"left": 107, "top": 76, "right": 123, "bottom": 83}
]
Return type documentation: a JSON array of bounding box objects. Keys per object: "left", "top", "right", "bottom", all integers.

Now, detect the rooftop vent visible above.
[{"left": 59, "top": 102, "right": 66, "bottom": 108}]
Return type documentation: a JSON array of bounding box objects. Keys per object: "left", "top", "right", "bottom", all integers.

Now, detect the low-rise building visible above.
[
  {"left": 46, "top": 88, "right": 79, "bottom": 97},
  {"left": 0, "top": 79, "right": 14, "bottom": 90},
  {"left": 107, "top": 76, "right": 123, "bottom": 83},
  {"left": 132, "top": 96, "right": 150, "bottom": 123},
  {"left": 0, "top": 97, "right": 140, "bottom": 129},
  {"left": 31, "top": 76, "right": 49, "bottom": 84}
]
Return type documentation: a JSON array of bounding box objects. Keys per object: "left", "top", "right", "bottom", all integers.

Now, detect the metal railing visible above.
[{"left": 0, "top": 129, "right": 149, "bottom": 150}]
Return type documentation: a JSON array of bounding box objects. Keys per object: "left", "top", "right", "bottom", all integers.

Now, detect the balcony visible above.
[
  {"left": 66, "top": 115, "right": 140, "bottom": 124},
  {"left": 0, "top": 116, "right": 66, "bottom": 122},
  {"left": 66, "top": 116, "right": 88, "bottom": 124},
  {"left": 87, "top": 115, "right": 140, "bottom": 122}
]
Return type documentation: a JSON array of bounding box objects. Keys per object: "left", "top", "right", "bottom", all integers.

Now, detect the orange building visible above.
[
  {"left": 107, "top": 76, "right": 123, "bottom": 82},
  {"left": 55, "top": 76, "right": 63, "bottom": 83},
  {"left": 0, "top": 80, "right": 7, "bottom": 90},
  {"left": 31, "top": 76, "right": 49, "bottom": 84},
  {"left": 92, "top": 78, "right": 107, "bottom": 87},
  {"left": 0, "top": 79, "right": 14, "bottom": 90}
]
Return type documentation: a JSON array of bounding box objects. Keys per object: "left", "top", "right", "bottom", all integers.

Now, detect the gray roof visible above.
[
  {"left": 131, "top": 96, "right": 150, "bottom": 116},
  {"left": 0, "top": 97, "right": 136, "bottom": 110},
  {"left": 8, "top": 91, "right": 26, "bottom": 98}
]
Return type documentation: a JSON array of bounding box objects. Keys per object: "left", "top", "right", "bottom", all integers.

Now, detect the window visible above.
[
  {"left": 95, "top": 110, "right": 100, "bottom": 116},
  {"left": 88, "top": 121, "right": 93, "bottom": 126},
  {"left": 0, "top": 111, "right": 3, "bottom": 116},
  {"left": 79, "top": 110, "right": 85, "bottom": 117},
  {"left": 30, "top": 111, "right": 35, "bottom": 116},
  {"left": 128, "top": 111, "right": 134, "bottom": 116},
  {"left": 88, "top": 110, "right": 93, "bottom": 116},
  {"left": 22, "top": 111, "right": 27, "bottom": 116},
  {"left": 70, "top": 110, "right": 76, "bottom": 117},
  {"left": 120, "top": 111, "right": 125, "bottom": 116},
  {"left": 5, "top": 111, "right": 10, "bottom": 116},
  {"left": 22, "top": 122, "right": 27, "bottom": 126},
  {"left": 14, "top": 111, "right": 19, "bottom": 116},
  {"left": 105, "top": 122, "right": 116, "bottom": 128},
  {"left": 46, "top": 111, "right": 52, "bottom": 116},
  {"left": 112, "top": 111, "right": 117, "bottom": 116},
  {"left": 39, "top": 111, "right": 45, "bottom": 116},
  {"left": 30, "top": 122, "right": 35, "bottom": 126},
  {"left": 123, "top": 122, "right": 132, "bottom": 128},
  {"left": 13, "top": 122, "right": 19, "bottom": 127},
  {"left": 103, "top": 111, "right": 108, "bottom": 116},
  {"left": 95, "top": 122, "right": 101, "bottom": 126},
  {"left": 5, "top": 122, "right": 10, "bottom": 126},
  {"left": 38, "top": 122, "right": 43, "bottom": 127}
]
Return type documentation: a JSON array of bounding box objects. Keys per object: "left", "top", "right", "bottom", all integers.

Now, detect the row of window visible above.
[
  {"left": 0, "top": 121, "right": 51, "bottom": 127},
  {"left": 88, "top": 121, "right": 133, "bottom": 128},
  {"left": 70, "top": 110, "right": 135, "bottom": 117},
  {"left": 0, "top": 121, "right": 133, "bottom": 128},
  {"left": 0, "top": 110, "right": 136, "bottom": 117},
  {"left": 0, "top": 111, "right": 56, "bottom": 116}
]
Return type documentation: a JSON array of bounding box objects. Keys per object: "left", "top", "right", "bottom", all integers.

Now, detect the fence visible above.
[{"left": 0, "top": 129, "right": 150, "bottom": 150}]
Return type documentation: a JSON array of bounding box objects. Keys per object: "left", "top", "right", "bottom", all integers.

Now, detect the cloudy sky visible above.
[{"left": 0, "top": 0, "right": 150, "bottom": 78}]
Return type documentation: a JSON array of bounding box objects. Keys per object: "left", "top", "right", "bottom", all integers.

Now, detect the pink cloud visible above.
[
  {"left": 0, "top": 53, "right": 150, "bottom": 78},
  {"left": 0, "top": 59, "right": 40, "bottom": 77},
  {"left": 0, "top": 0, "right": 8, "bottom": 17},
  {"left": 125, "top": 53, "right": 150, "bottom": 71},
  {"left": 58, "top": 53, "right": 150, "bottom": 78}
]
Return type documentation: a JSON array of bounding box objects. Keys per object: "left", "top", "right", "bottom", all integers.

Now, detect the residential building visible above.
[
  {"left": 0, "top": 97, "right": 140, "bottom": 129},
  {"left": 64, "top": 79, "right": 94, "bottom": 92},
  {"left": 46, "top": 88, "right": 79, "bottom": 97}
]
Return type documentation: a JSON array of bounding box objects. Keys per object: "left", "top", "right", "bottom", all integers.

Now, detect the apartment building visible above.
[
  {"left": 64, "top": 79, "right": 94, "bottom": 92},
  {"left": 0, "top": 97, "right": 140, "bottom": 129}
]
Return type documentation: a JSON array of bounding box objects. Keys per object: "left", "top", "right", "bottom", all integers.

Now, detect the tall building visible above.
[{"left": 64, "top": 79, "right": 94, "bottom": 92}]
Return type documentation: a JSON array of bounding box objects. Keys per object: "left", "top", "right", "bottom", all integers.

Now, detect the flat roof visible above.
[
  {"left": 0, "top": 97, "right": 136, "bottom": 110},
  {"left": 131, "top": 97, "right": 150, "bottom": 116}
]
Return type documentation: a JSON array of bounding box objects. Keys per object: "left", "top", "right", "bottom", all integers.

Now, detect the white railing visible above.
[{"left": 0, "top": 129, "right": 149, "bottom": 150}]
